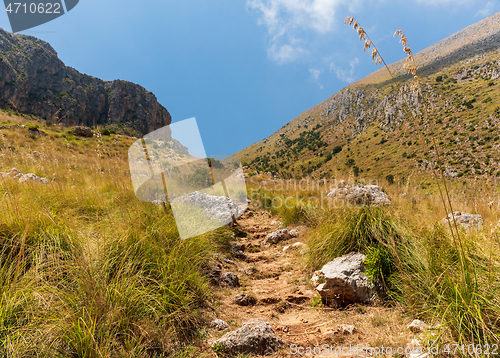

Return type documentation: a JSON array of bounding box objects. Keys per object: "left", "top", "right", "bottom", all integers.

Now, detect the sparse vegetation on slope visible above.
[{"left": 234, "top": 13, "right": 500, "bottom": 182}]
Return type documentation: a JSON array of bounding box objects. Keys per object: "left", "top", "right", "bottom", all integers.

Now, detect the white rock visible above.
[
  {"left": 316, "top": 252, "right": 374, "bottom": 307},
  {"left": 283, "top": 242, "right": 306, "bottom": 252},
  {"left": 327, "top": 182, "right": 390, "bottom": 207},
  {"left": 173, "top": 191, "right": 238, "bottom": 223},
  {"left": 262, "top": 228, "right": 298, "bottom": 245},
  {"left": 440, "top": 212, "right": 483, "bottom": 231},
  {"left": 211, "top": 319, "right": 230, "bottom": 331},
  {"left": 19, "top": 173, "right": 49, "bottom": 184},
  {"left": 211, "top": 318, "right": 283, "bottom": 355},
  {"left": 408, "top": 319, "right": 429, "bottom": 333}
]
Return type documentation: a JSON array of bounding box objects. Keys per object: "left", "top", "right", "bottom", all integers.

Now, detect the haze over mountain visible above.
[{"left": 234, "top": 12, "right": 500, "bottom": 181}]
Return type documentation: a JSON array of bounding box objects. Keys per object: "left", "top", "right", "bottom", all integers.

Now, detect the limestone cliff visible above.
[{"left": 0, "top": 28, "right": 170, "bottom": 134}]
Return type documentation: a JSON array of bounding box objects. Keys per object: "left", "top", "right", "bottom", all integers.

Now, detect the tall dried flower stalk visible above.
[{"left": 345, "top": 17, "right": 467, "bottom": 271}]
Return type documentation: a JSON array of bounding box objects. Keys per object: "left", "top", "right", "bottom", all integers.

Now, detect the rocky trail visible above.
[{"left": 201, "top": 209, "right": 427, "bottom": 357}]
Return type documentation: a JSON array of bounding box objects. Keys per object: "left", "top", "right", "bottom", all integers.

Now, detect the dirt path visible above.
[{"left": 203, "top": 209, "right": 420, "bottom": 357}]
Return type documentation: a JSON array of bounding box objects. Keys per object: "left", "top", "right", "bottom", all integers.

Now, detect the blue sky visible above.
[{"left": 0, "top": 0, "right": 498, "bottom": 156}]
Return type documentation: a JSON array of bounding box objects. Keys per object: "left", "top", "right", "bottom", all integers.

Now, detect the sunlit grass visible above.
[{"left": 0, "top": 112, "right": 233, "bottom": 356}]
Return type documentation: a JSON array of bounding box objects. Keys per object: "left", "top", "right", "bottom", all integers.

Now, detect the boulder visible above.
[
  {"left": 28, "top": 128, "right": 47, "bottom": 136},
  {"left": 211, "top": 319, "right": 230, "bottom": 331},
  {"left": 327, "top": 181, "right": 390, "bottom": 207},
  {"left": 173, "top": 191, "right": 238, "bottom": 224},
  {"left": 206, "top": 264, "right": 222, "bottom": 285},
  {"left": 221, "top": 272, "right": 240, "bottom": 287},
  {"left": 440, "top": 211, "right": 483, "bottom": 231},
  {"left": 315, "top": 252, "right": 374, "bottom": 307},
  {"left": 234, "top": 293, "right": 257, "bottom": 306},
  {"left": 262, "top": 229, "right": 298, "bottom": 245},
  {"left": 18, "top": 173, "right": 49, "bottom": 184},
  {"left": 3, "top": 168, "right": 49, "bottom": 184},
  {"left": 73, "top": 126, "right": 93, "bottom": 137},
  {"left": 230, "top": 242, "right": 247, "bottom": 260},
  {"left": 211, "top": 318, "right": 283, "bottom": 355}
]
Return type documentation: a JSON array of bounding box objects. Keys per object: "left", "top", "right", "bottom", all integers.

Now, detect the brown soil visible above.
[{"left": 201, "top": 209, "right": 422, "bottom": 357}]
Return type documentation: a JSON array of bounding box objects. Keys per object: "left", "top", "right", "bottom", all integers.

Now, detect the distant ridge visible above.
[
  {"left": 358, "top": 12, "right": 500, "bottom": 85},
  {"left": 234, "top": 12, "right": 500, "bottom": 180}
]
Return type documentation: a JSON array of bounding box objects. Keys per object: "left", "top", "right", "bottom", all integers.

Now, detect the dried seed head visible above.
[
  {"left": 349, "top": 17, "right": 354, "bottom": 25},
  {"left": 353, "top": 21, "right": 359, "bottom": 29},
  {"left": 344, "top": 16, "right": 351, "bottom": 25},
  {"left": 363, "top": 40, "right": 372, "bottom": 52},
  {"left": 403, "top": 63, "right": 418, "bottom": 75},
  {"left": 401, "top": 36, "right": 408, "bottom": 46},
  {"left": 357, "top": 27, "right": 366, "bottom": 41},
  {"left": 394, "top": 29, "right": 403, "bottom": 37},
  {"left": 371, "top": 48, "right": 378, "bottom": 61},
  {"left": 404, "top": 46, "right": 412, "bottom": 55}
]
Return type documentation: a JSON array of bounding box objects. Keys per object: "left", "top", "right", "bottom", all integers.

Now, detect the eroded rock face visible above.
[
  {"left": 315, "top": 252, "right": 374, "bottom": 307},
  {"left": 211, "top": 318, "right": 283, "bottom": 355},
  {"left": 0, "top": 28, "right": 170, "bottom": 134},
  {"left": 440, "top": 211, "right": 483, "bottom": 231},
  {"left": 327, "top": 180, "right": 390, "bottom": 207}
]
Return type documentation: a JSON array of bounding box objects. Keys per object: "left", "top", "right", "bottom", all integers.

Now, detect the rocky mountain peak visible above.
[{"left": 0, "top": 28, "right": 171, "bottom": 134}]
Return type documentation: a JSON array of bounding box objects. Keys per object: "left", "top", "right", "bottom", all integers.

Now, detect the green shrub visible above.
[
  {"left": 307, "top": 207, "right": 409, "bottom": 270},
  {"left": 365, "top": 245, "right": 397, "bottom": 297},
  {"left": 346, "top": 158, "right": 355, "bottom": 167},
  {"left": 401, "top": 226, "right": 500, "bottom": 345}
]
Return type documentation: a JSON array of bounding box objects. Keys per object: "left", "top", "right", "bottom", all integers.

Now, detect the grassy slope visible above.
[{"left": 0, "top": 109, "right": 234, "bottom": 357}]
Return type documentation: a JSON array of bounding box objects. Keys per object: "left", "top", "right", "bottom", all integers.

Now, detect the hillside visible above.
[
  {"left": 3, "top": 108, "right": 498, "bottom": 356},
  {"left": 0, "top": 28, "right": 170, "bottom": 134},
  {"left": 234, "top": 12, "right": 500, "bottom": 182}
]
